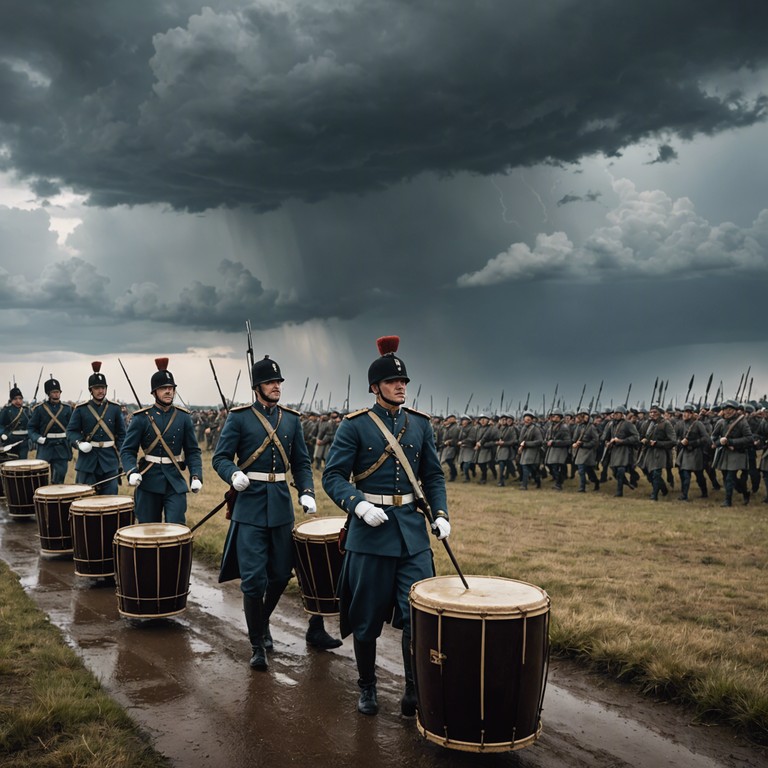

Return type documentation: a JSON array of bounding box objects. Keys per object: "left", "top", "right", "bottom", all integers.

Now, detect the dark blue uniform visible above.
[
  {"left": 213, "top": 401, "right": 314, "bottom": 598},
  {"left": 28, "top": 401, "right": 73, "bottom": 483},
  {"left": 67, "top": 399, "right": 127, "bottom": 494},
  {"left": 120, "top": 404, "right": 203, "bottom": 523},
  {"left": 0, "top": 404, "right": 32, "bottom": 459},
  {"left": 322, "top": 403, "right": 447, "bottom": 642}
]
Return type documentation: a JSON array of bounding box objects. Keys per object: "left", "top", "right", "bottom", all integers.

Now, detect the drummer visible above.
[
  {"left": 322, "top": 336, "right": 450, "bottom": 717},
  {"left": 67, "top": 362, "right": 127, "bottom": 495},
  {"left": 120, "top": 358, "right": 203, "bottom": 523},
  {"left": 28, "top": 377, "right": 73, "bottom": 484},
  {"left": 213, "top": 355, "right": 341, "bottom": 673},
  {"left": 0, "top": 386, "right": 31, "bottom": 459}
]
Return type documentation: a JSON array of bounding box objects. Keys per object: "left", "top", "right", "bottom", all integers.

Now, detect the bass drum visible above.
[
  {"left": 33, "top": 484, "right": 95, "bottom": 554},
  {"left": 292, "top": 516, "right": 346, "bottom": 615},
  {"left": 69, "top": 495, "right": 134, "bottom": 577},
  {"left": 1, "top": 459, "right": 50, "bottom": 519}
]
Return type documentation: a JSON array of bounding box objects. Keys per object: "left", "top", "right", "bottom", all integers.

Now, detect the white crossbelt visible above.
[
  {"left": 90, "top": 441, "right": 115, "bottom": 448},
  {"left": 46, "top": 432, "right": 67, "bottom": 439},
  {"left": 363, "top": 492, "right": 415, "bottom": 506},
  {"left": 145, "top": 454, "right": 183, "bottom": 464},
  {"left": 11, "top": 430, "right": 28, "bottom": 435},
  {"left": 246, "top": 471, "right": 287, "bottom": 482}
]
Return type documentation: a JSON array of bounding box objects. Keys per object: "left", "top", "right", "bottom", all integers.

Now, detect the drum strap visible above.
[
  {"left": 351, "top": 416, "right": 408, "bottom": 483},
  {"left": 8, "top": 408, "right": 24, "bottom": 431},
  {"left": 85, "top": 402, "right": 121, "bottom": 463},
  {"left": 237, "top": 407, "right": 290, "bottom": 473},
  {"left": 143, "top": 410, "right": 188, "bottom": 488},
  {"left": 42, "top": 403, "right": 68, "bottom": 435}
]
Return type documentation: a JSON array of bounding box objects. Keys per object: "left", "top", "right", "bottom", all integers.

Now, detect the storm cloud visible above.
[{"left": 1, "top": 0, "right": 767, "bottom": 212}]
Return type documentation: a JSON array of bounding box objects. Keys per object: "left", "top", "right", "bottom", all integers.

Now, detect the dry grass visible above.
[{"left": 187, "top": 464, "right": 768, "bottom": 743}]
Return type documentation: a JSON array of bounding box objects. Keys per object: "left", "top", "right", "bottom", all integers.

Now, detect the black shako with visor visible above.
[{"left": 367, "top": 336, "right": 409, "bottom": 406}]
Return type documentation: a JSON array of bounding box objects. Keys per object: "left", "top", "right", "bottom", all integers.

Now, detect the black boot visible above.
[
  {"left": 306, "top": 614, "right": 343, "bottom": 649},
  {"left": 354, "top": 638, "right": 378, "bottom": 715},
  {"left": 401, "top": 634, "right": 417, "bottom": 718},
  {"left": 262, "top": 580, "right": 289, "bottom": 651},
  {"left": 242, "top": 594, "right": 268, "bottom": 671}
]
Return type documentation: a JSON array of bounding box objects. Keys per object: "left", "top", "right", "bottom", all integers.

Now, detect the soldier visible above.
[
  {"left": 710, "top": 400, "right": 753, "bottom": 507},
  {"left": 303, "top": 411, "right": 320, "bottom": 459},
  {"left": 66, "top": 362, "right": 127, "bottom": 494},
  {"left": 544, "top": 408, "right": 571, "bottom": 491},
  {"left": 457, "top": 415, "right": 477, "bottom": 483},
  {"left": 572, "top": 408, "right": 601, "bottom": 492},
  {"left": 473, "top": 413, "right": 498, "bottom": 484},
  {"left": 28, "top": 377, "right": 72, "bottom": 484},
  {"left": 638, "top": 404, "right": 676, "bottom": 500},
  {"left": 0, "top": 386, "right": 31, "bottom": 459},
  {"left": 214, "top": 355, "right": 339, "bottom": 671},
  {"left": 322, "top": 336, "right": 449, "bottom": 717},
  {"left": 517, "top": 410, "right": 544, "bottom": 490},
  {"left": 675, "top": 403, "right": 710, "bottom": 501},
  {"left": 120, "top": 358, "right": 203, "bottom": 524},
  {"left": 603, "top": 406, "right": 640, "bottom": 497},
  {"left": 313, "top": 411, "right": 338, "bottom": 470},
  {"left": 494, "top": 414, "right": 517, "bottom": 487},
  {"left": 439, "top": 414, "right": 459, "bottom": 481}
]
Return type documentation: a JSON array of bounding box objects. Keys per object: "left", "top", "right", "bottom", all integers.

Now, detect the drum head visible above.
[
  {"left": 294, "top": 516, "right": 346, "bottom": 540},
  {"left": 70, "top": 495, "right": 134, "bottom": 512},
  {"left": 115, "top": 523, "right": 191, "bottom": 543},
  {"left": 1, "top": 459, "right": 49, "bottom": 473},
  {"left": 410, "top": 575, "right": 549, "bottom": 618},
  {"left": 34, "top": 484, "right": 94, "bottom": 499}
]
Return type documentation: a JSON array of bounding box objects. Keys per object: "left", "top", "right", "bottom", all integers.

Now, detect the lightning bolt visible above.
[
  {"left": 490, "top": 178, "right": 521, "bottom": 228},
  {"left": 516, "top": 171, "right": 549, "bottom": 224}
]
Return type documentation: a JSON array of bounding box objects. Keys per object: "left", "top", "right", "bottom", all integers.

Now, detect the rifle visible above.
[
  {"left": 297, "top": 377, "right": 310, "bottom": 412},
  {"left": 464, "top": 392, "right": 473, "bottom": 413},
  {"left": 245, "top": 320, "right": 255, "bottom": 387},
  {"left": 344, "top": 375, "right": 351, "bottom": 412},
  {"left": 230, "top": 370, "right": 241, "bottom": 407},
  {"left": 499, "top": 389, "right": 505, "bottom": 414},
  {"left": 31, "top": 366, "right": 43, "bottom": 404},
  {"left": 650, "top": 377, "right": 659, "bottom": 406},
  {"left": 594, "top": 380, "right": 603, "bottom": 412},
  {"left": 412, "top": 383, "right": 421, "bottom": 410},
  {"left": 308, "top": 382, "right": 319, "bottom": 411},
  {"left": 523, "top": 392, "right": 530, "bottom": 411},
  {"left": 739, "top": 366, "right": 751, "bottom": 401},
  {"left": 576, "top": 383, "right": 586, "bottom": 412},
  {"left": 747, "top": 377, "right": 754, "bottom": 401},
  {"left": 701, "top": 372, "right": 713, "bottom": 407},
  {"left": 735, "top": 372, "right": 744, "bottom": 400},
  {"left": 623, "top": 383, "right": 632, "bottom": 408},
  {"left": 684, "top": 374, "right": 695, "bottom": 403},
  {"left": 209, "top": 359, "right": 230, "bottom": 413}
]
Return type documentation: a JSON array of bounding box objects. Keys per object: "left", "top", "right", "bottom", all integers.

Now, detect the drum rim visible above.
[
  {"left": 409, "top": 575, "right": 550, "bottom": 617},
  {"left": 416, "top": 718, "right": 542, "bottom": 753},
  {"left": 70, "top": 496, "right": 134, "bottom": 511},
  {"left": 114, "top": 522, "right": 192, "bottom": 543},
  {"left": 293, "top": 515, "right": 347, "bottom": 539},
  {"left": 1, "top": 459, "right": 50, "bottom": 471},
  {"left": 34, "top": 484, "right": 95, "bottom": 499}
]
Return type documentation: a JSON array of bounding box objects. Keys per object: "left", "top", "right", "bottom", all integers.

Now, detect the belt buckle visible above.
[
  {"left": 268, "top": 472, "right": 276, "bottom": 482},
  {"left": 393, "top": 494, "right": 403, "bottom": 506}
]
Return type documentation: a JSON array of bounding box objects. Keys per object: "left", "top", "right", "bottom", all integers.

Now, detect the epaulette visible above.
[
  {"left": 175, "top": 405, "right": 191, "bottom": 414},
  {"left": 403, "top": 406, "right": 431, "bottom": 420},
  {"left": 231, "top": 404, "right": 250, "bottom": 412},
  {"left": 345, "top": 408, "right": 370, "bottom": 419},
  {"left": 134, "top": 405, "right": 152, "bottom": 414},
  {"left": 279, "top": 405, "right": 301, "bottom": 416},
  {"left": 73, "top": 401, "right": 88, "bottom": 410}
]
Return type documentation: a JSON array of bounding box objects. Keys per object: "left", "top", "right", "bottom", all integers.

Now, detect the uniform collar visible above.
[{"left": 372, "top": 401, "right": 401, "bottom": 419}]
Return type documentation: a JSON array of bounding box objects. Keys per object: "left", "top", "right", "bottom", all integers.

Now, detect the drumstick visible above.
[
  {"left": 1, "top": 440, "right": 24, "bottom": 453},
  {"left": 189, "top": 489, "right": 236, "bottom": 533},
  {"left": 90, "top": 471, "right": 127, "bottom": 489}
]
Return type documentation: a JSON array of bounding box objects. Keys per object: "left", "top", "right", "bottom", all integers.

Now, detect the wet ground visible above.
[{"left": 1, "top": 506, "right": 765, "bottom": 768}]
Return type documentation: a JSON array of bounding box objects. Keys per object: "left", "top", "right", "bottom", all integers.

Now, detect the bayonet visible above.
[
  {"left": 245, "top": 320, "right": 254, "bottom": 387},
  {"left": 684, "top": 374, "right": 695, "bottom": 402},
  {"left": 297, "top": 377, "right": 310, "bottom": 411},
  {"left": 209, "top": 359, "right": 230, "bottom": 412}
]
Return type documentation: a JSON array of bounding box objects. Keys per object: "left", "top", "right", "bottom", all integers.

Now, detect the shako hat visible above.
[
  {"left": 9, "top": 386, "right": 22, "bottom": 400},
  {"left": 44, "top": 377, "right": 61, "bottom": 395},
  {"left": 150, "top": 358, "right": 177, "bottom": 391},
  {"left": 88, "top": 361, "right": 107, "bottom": 389},
  {"left": 367, "top": 336, "right": 409, "bottom": 392},
  {"left": 251, "top": 355, "right": 284, "bottom": 386}
]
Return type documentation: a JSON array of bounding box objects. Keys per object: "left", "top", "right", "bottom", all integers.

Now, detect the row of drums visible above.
[{"left": 1, "top": 457, "right": 550, "bottom": 753}]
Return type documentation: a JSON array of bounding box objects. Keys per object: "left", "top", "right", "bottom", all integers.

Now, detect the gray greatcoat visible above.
[
  {"left": 675, "top": 418, "right": 708, "bottom": 471},
  {"left": 518, "top": 422, "right": 544, "bottom": 465},
  {"left": 638, "top": 418, "right": 676, "bottom": 472},
  {"left": 711, "top": 414, "right": 753, "bottom": 471},
  {"left": 604, "top": 418, "right": 640, "bottom": 468},
  {"left": 544, "top": 420, "right": 571, "bottom": 465},
  {"left": 572, "top": 422, "right": 600, "bottom": 466}
]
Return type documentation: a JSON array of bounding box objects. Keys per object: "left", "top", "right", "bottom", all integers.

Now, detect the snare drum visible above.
[
  {"left": 33, "top": 484, "right": 95, "bottom": 554},
  {"left": 70, "top": 495, "right": 134, "bottom": 577},
  {"left": 410, "top": 575, "right": 550, "bottom": 753},
  {"left": 292, "top": 516, "right": 346, "bottom": 615},
  {"left": 0, "top": 459, "right": 50, "bottom": 518},
  {"left": 113, "top": 523, "right": 193, "bottom": 618}
]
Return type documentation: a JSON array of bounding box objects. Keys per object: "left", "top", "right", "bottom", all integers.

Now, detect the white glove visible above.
[
  {"left": 128, "top": 472, "right": 143, "bottom": 487},
  {"left": 1, "top": 433, "right": 6, "bottom": 441},
  {"left": 432, "top": 517, "right": 451, "bottom": 540},
  {"left": 354, "top": 500, "right": 389, "bottom": 527},
  {"left": 299, "top": 494, "right": 317, "bottom": 514},
  {"left": 37, "top": 436, "right": 46, "bottom": 444},
  {"left": 78, "top": 441, "right": 93, "bottom": 453},
  {"left": 190, "top": 477, "right": 203, "bottom": 493},
  {"left": 231, "top": 470, "right": 250, "bottom": 491}
]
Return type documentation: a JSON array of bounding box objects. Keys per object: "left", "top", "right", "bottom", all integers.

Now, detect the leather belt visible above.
[
  {"left": 363, "top": 492, "right": 415, "bottom": 506},
  {"left": 145, "top": 454, "right": 183, "bottom": 465},
  {"left": 90, "top": 441, "right": 115, "bottom": 448},
  {"left": 12, "top": 430, "right": 28, "bottom": 435},
  {"left": 246, "top": 471, "right": 286, "bottom": 482},
  {"left": 46, "top": 432, "right": 66, "bottom": 439}
]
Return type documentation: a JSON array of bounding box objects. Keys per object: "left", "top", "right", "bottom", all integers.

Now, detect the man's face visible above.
[
  {"left": 649, "top": 409, "right": 661, "bottom": 421},
  {"left": 48, "top": 390, "right": 61, "bottom": 404},
  {"left": 375, "top": 378, "right": 407, "bottom": 405},
  {"left": 257, "top": 379, "right": 282, "bottom": 404},
  {"left": 91, "top": 386, "right": 107, "bottom": 403},
  {"left": 154, "top": 385, "right": 175, "bottom": 406},
  {"left": 722, "top": 406, "right": 735, "bottom": 419},
  {"left": 11, "top": 395, "right": 23, "bottom": 407}
]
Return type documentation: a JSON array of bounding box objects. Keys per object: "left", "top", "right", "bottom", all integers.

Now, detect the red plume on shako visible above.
[
  {"left": 88, "top": 360, "right": 107, "bottom": 389},
  {"left": 367, "top": 335, "right": 410, "bottom": 392},
  {"left": 151, "top": 357, "right": 177, "bottom": 391}
]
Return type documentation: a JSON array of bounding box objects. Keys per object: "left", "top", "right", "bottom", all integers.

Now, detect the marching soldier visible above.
[
  {"left": 494, "top": 415, "right": 517, "bottom": 486},
  {"left": 517, "top": 410, "right": 544, "bottom": 490},
  {"left": 214, "top": 355, "right": 339, "bottom": 672},
  {"left": 67, "top": 362, "right": 126, "bottom": 494},
  {"left": 28, "top": 377, "right": 73, "bottom": 483},
  {"left": 603, "top": 405, "right": 640, "bottom": 497},
  {"left": 675, "top": 403, "right": 710, "bottom": 501},
  {"left": 710, "top": 400, "right": 753, "bottom": 507},
  {"left": 638, "top": 404, "right": 676, "bottom": 500},
  {"left": 322, "top": 336, "right": 449, "bottom": 718},
  {"left": 473, "top": 413, "right": 498, "bottom": 484},
  {"left": 0, "top": 386, "right": 31, "bottom": 459},
  {"left": 313, "top": 411, "right": 338, "bottom": 470},
  {"left": 120, "top": 358, "right": 203, "bottom": 524},
  {"left": 439, "top": 414, "right": 459, "bottom": 481},
  {"left": 572, "top": 408, "right": 601, "bottom": 492},
  {"left": 457, "top": 415, "right": 477, "bottom": 482},
  {"left": 544, "top": 408, "right": 571, "bottom": 491}
]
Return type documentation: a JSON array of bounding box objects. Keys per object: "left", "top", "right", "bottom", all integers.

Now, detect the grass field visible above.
[{"left": 1, "top": 458, "right": 767, "bottom": 766}]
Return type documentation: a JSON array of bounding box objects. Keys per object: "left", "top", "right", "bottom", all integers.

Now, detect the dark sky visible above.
[{"left": 1, "top": 0, "right": 767, "bottom": 408}]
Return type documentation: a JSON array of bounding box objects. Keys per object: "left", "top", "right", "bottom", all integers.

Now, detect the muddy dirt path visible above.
[{"left": 1, "top": 511, "right": 764, "bottom": 768}]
